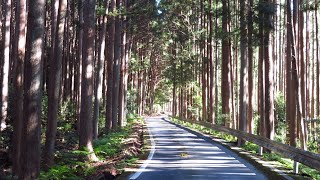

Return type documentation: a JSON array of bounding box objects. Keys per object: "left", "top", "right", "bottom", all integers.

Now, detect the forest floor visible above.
[
  {"left": 0, "top": 117, "right": 146, "bottom": 180},
  {"left": 88, "top": 120, "right": 145, "bottom": 180}
]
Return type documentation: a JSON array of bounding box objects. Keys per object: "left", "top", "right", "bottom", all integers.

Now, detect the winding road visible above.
[{"left": 128, "top": 116, "right": 267, "bottom": 180}]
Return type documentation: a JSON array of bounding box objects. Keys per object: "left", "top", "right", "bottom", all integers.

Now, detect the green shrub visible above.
[
  {"left": 274, "top": 92, "right": 287, "bottom": 143},
  {"left": 38, "top": 165, "right": 80, "bottom": 180},
  {"left": 243, "top": 142, "right": 259, "bottom": 153}
]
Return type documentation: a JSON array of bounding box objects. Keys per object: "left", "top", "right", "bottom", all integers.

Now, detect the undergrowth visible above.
[{"left": 38, "top": 115, "right": 143, "bottom": 180}]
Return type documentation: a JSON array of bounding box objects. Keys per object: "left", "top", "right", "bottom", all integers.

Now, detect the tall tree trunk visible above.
[
  {"left": 264, "top": 27, "right": 275, "bottom": 140},
  {"left": 112, "top": 0, "right": 122, "bottom": 129},
  {"left": 76, "top": 0, "right": 84, "bottom": 135},
  {"left": 221, "top": 0, "right": 231, "bottom": 127},
  {"left": 79, "top": 0, "right": 98, "bottom": 161},
  {"left": 172, "top": 65, "right": 177, "bottom": 116},
  {"left": 44, "top": 0, "right": 67, "bottom": 168},
  {"left": 287, "top": 0, "right": 296, "bottom": 147},
  {"left": 0, "top": 0, "right": 11, "bottom": 132},
  {"left": 106, "top": 0, "right": 115, "bottom": 132},
  {"left": 12, "top": 0, "right": 26, "bottom": 175},
  {"left": 288, "top": 12, "right": 307, "bottom": 150},
  {"left": 208, "top": 0, "right": 215, "bottom": 124},
  {"left": 258, "top": 0, "right": 265, "bottom": 138},
  {"left": 20, "top": 0, "right": 46, "bottom": 178},
  {"left": 118, "top": 16, "right": 126, "bottom": 127},
  {"left": 247, "top": 0, "right": 254, "bottom": 134},
  {"left": 119, "top": 31, "right": 130, "bottom": 126},
  {"left": 93, "top": 2, "right": 108, "bottom": 139},
  {"left": 316, "top": 1, "right": 320, "bottom": 117},
  {"left": 239, "top": 0, "right": 248, "bottom": 146}
]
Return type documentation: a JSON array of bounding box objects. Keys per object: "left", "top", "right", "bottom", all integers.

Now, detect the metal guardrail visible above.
[{"left": 171, "top": 117, "right": 320, "bottom": 171}]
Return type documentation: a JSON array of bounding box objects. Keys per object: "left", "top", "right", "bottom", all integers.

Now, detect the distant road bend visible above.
[{"left": 128, "top": 116, "right": 267, "bottom": 180}]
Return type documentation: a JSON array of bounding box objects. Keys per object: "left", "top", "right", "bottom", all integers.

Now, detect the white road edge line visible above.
[{"left": 129, "top": 119, "right": 156, "bottom": 180}]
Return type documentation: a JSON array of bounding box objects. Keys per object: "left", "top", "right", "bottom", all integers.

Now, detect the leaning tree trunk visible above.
[{"left": 20, "top": 0, "right": 46, "bottom": 178}]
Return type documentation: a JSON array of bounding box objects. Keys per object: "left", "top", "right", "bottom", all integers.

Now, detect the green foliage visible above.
[
  {"left": 41, "top": 94, "right": 49, "bottom": 122},
  {"left": 307, "top": 128, "right": 320, "bottom": 153},
  {"left": 58, "top": 99, "right": 76, "bottom": 135},
  {"left": 275, "top": 92, "right": 286, "bottom": 124},
  {"left": 274, "top": 92, "right": 287, "bottom": 143},
  {"left": 38, "top": 165, "right": 80, "bottom": 180},
  {"left": 300, "top": 164, "right": 320, "bottom": 180},
  {"left": 98, "top": 103, "right": 106, "bottom": 132},
  {"left": 96, "top": 5, "right": 106, "bottom": 16},
  {"left": 255, "top": 149, "right": 320, "bottom": 179},
  {"left": 129, "top": 54, "right": 151, "bottom": 73},
  {"left": 253, "top": 113, "right": 260, "bottom": 135},
  {"left": 93, "top": 122, "right": 133, "bottom": 159},
  {"left": 116, "top": 157, "right": 139, "bottom": 172},
  {"left": 154, "top": 81, "right": 172, "bottom": 106},
  {"left": 38, "top": 149, "right": 94, "bottom": 180},
  {"left": 54, "top": 99, "right": 78, "bottom": 146},
  {"left": 243, "top": 142, "right": 259, "bottom": 153},
  {"left": 40, "top": 116, "right": 142, "bottom": 179},
  {"left": 127, "top": 88, "right": 138, "bottom": 114}
]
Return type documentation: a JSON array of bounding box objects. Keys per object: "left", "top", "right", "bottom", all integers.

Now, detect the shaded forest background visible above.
[{"left": 0, "top": 0, "right": 320, "bottom": 179}]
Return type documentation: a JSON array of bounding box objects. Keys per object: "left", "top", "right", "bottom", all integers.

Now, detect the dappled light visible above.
[
  {"left": 1, "top": 0, "right": 320, "bottom": 179},
  {"left": 128, "top": 118, "right": 266, "bottom": 180}
]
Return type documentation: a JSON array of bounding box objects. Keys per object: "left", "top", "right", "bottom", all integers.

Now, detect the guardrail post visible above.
[
  {"left": 293, "top": 161, "right": 299, "bottom": 174},
  {"left": 259, "top": 146, "right": 263, "bottom": 156}
]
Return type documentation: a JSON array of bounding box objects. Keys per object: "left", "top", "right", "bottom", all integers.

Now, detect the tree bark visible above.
[
  {"left": 93, "top": 2, "right": 108, "bottom": 139},
  {"left": 12, "top": 0, "right": 26, "bottom": 175},
  {"left": 221, "top": 0, "right": 231, "bottom": 127},
  {"left": 106, "top": 0, "right": 115, "bottom": 132},
  {"left": 258, "top": 0, "right": 265, "bottom": 138},
  {"left": 79, "top": 0, "right": 98, "bottom": 161},
  {"left": 208, "top": 0, "right": 215, "bottom": 124},
  {"left": 0, "top": 0, "right": 11, "bottom": 132},
  {"left": 112, "top": 0, "right": 122, "bottom": 129},
  {"left": 288, "top": 12, "right": 307, "bottom": 150},
  {"left": 118, "top": 16, "right": 126, "bottom": 127},
  {"left": 247, "top": 0, "right": 254, "bottom": 134},
  {"left": 286, "top": 0, "right": 296, "bottom": 147},
  {"left": 20, "top": 0, "right": 46, "bottom": 178},
  {"left": 264, "top": 27, "right": 275, "bottom": 141},
  {"left": 239, "top": 0, "right": 248, "bottom": 146},
  {"left": 76, "top": 0, "right": 84, "bottom": 135},
  {"left": 44, "top": 0, "right": 67, "bottom": 168}
]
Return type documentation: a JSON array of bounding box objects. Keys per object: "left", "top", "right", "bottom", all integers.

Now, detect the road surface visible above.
[{"left": 129, "top": 117, "right": 267, "bottom": 180}]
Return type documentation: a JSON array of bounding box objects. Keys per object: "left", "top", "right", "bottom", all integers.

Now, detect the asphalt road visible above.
[{"left": 128, "top": 117, "right": 267, "bottom": 180}]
